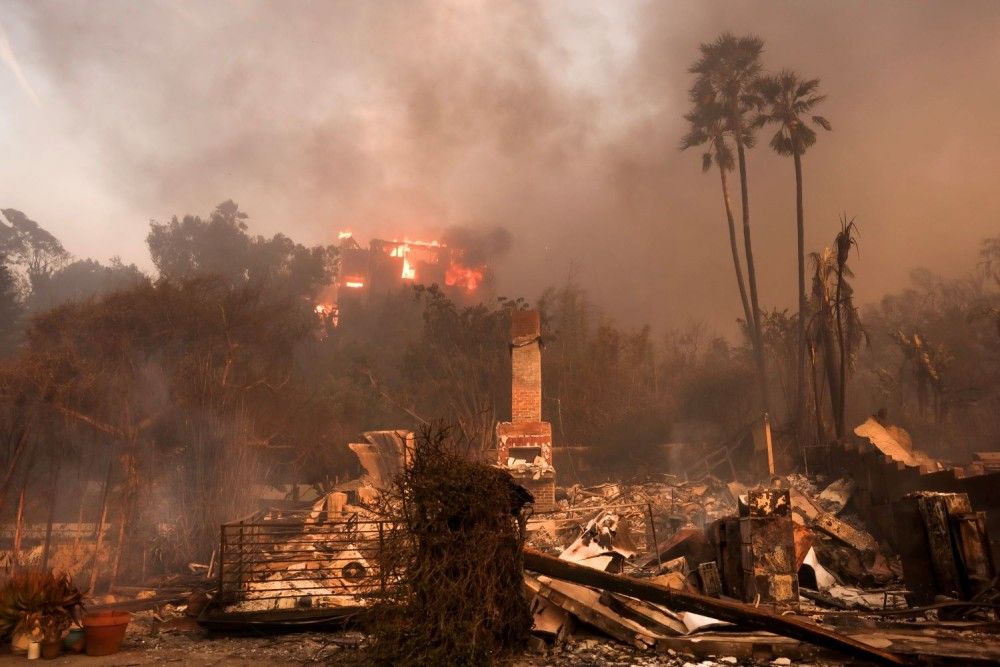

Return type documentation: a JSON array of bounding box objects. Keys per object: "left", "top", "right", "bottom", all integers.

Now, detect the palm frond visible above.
[
  {"left": 754, "top": 70, "right": 829, "bottom": 156},
  {"left": 812, "top": 115, "right": 832, "bottom": 131},
  {"left": 795, "top": 78, "right": 820, "bottom": 98},
  {"left": 770, "top": 130, "right": 796, "bottom": 156}
]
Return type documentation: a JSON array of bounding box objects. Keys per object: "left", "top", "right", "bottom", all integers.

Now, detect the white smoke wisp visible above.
[{"left": 0, "top": 18, "right": 41, "bottom": 107}]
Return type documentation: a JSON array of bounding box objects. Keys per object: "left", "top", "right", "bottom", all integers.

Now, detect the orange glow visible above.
[
  {"left": 445, "top": 263, "right": 484, "bottom": 291},
  {"left": 314, "top": 303, "right": 332, "bottom": 315},
  {"left": 389, "top": 240, "right": 441, "bottom": 281},
  {"left": 338, "top": 230, "right": 353, "bottom": 239},
  {"left": 390, "top": 242, "right": 416, "bottom": 280},
  {"left": 337, "top": 234, "right": 486, "bottom": 292}
]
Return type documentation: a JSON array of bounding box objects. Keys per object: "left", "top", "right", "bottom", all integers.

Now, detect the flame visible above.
[
  {"left": 389, "top": 243, "right": 416, "bottom": 280},
  {"left": 338, "top": 230, "right": 353, "bottom": 239},
  {"left": 389, "top": 240, "right": 437, "bottom": 281},
  {"left": 315, "top": 304, "right": 332, "bottom": 315},
  {"left": 445, "top": 263, "right": 484, "bottom": 291},
  {"left": 336, "top": 234, "right": 485, "bottom": 292}
]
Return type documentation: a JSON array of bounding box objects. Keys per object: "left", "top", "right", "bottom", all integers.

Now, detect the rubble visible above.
[
  {"left": 523, "top": 547, "right": 907, "bottom": 666},
  {"left": 194, "top": 423, "right": 998, "bottom": 666},
  {"left": 514, "top": 472, "right": 998, "bottom": 665},
  {"left": 894, "top": 491, "right": 997, "bottom": 605}
]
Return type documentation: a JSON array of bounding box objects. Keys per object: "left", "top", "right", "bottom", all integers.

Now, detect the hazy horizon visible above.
[{"left": 3, "top": 0, "right": 999, "bottom": 335}]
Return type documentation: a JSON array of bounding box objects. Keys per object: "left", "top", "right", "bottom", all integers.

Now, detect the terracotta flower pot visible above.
[{"left": 82, "top": 611, "right": 131, "bottom": 656}]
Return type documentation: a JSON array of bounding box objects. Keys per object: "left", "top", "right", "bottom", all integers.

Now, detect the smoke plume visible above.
[{"left": 2, "top": 1, "right": 1000, "bottom": 334}]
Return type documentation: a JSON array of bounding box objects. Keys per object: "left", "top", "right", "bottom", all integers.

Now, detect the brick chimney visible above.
[
  {"left": 510, "top": 309, "right": 542, "bottom": 423},
  {"left": 497, "top": 309, "right": 556, "bottom": 512}
]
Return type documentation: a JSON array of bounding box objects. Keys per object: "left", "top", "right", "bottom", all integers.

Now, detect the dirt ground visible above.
[
  {"left": 0, "top": 629, "right": 359, "bottom": 666},
  {"left": 0, "top": 620, "right": 833, "bottom": 667}
]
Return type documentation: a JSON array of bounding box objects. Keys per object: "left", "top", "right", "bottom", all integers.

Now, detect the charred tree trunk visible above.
[
  {"left": 822, "top": 327, "right": 842, "bottom": 439},
  {"left": 719, "top": 164, "right": 753, "bottom": 330},
  {"left": 794, "top": 151, "right": 807, "bottom": 438},
  {"left": 809, "top": 345, "right": 826, "bottom": 444},
  {"left": 40, "top": 457, "right": 62, "bottom": 571},
  {"left": 88, "top": 459, "right": 113, "bottom": 593},
  {"left": 834, "top": 265, "right": 847, "bottom": 439},
  {"left": 0, "top": 427, "right": 32, "bottom": 517},
  {"left": 735, "top": 136, "right": 771, "bottom": 416},
  {"left": 107, "top": 495, "right": 130, "bottom": 593},
  {"left": 12, "top": 481, "right": 26, "bottom": 571}
]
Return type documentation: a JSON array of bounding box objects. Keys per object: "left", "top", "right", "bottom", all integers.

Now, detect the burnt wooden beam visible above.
[{"left": 523, "top": 547, "right": 906, "bottom": 667}]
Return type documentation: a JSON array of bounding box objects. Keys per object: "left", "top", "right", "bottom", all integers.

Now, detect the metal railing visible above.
[{"left": 219, "top": 509, "right": 393, "bottom": 610}]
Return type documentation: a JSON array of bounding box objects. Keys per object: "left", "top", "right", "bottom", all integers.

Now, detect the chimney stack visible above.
[
  {"left": 510, "top": 310, "right": 542, "bottom": 423},
  {"left": 496, "top": 309, "right": 556, "bottom": 512}
]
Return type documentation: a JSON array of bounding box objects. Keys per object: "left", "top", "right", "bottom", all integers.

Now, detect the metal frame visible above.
[{"left": 218, "top": 509, "right": 393, "bottom": 610}]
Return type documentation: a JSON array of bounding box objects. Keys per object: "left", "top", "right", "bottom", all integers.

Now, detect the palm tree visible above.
[
  {"left": 689, "top": 33, "right": 770, "bottom": 415},
  {"left": 890, "top": 330, "right": 947, "bottom": 420},
  {"left": 754, "top": 71, "right": 831, "bottom": 436},
  {"left": 807, "top": 218, "right": 863, "bottom": 440},
  {"left": 680, "top": 103, "right": 753, "bottom": 330},
  {"left": 833, "top": 216, "right": 860, "bottom": 437}
]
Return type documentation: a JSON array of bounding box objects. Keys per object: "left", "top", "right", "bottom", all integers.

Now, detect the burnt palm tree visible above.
[
  {"left": 890, "top": 330, "right": 948, "bottom": 420},
  {"left": 680, "top": 103, "right": 753, "bottom": 330},
  {"left": 754, "top": 71, "right": 831, "bottom": 435},
  {"left": 833, "top": 216, "right": 860, "bottom": 437},
  {"left": 689, "top": 32, "right": 770, "bottom": 414},
  {"left": 807, "top": 218, "right": 863, "bottom": 440}
]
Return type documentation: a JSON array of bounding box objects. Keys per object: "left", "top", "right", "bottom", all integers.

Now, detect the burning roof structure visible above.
[{"left": 316, "top": 231, "right": 495, "bottom": 325}]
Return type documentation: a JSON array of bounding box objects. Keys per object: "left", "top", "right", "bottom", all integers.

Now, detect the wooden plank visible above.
[
  {"left": 952, "top": 511, "right": 995, "bottom": 598},
  {"left": 523, "top": 547, "right": 906, "bottom": 666},
  {"left": 791, "top": 487, "right": 877, "bottom": 553},
  {"left": 917, "top": 494, "right": 963, "bottom": 598},
  {"left": 534, "top": 576, "right": 659, "bottom": 649},
  {"left": 656, "top": 632, "right": 806, "bottom": 662},
  {"left": 812, "top": 512, "right": 878, "bottom": 553},
  {"left": 529, "top": 595, "right": 574, "bottom": 643},
  {"left": 893, "top": 494, "right": 937, "bottom": 605},
  {"left": 599, "top": 591, "right": 687, "bottom": 636}
]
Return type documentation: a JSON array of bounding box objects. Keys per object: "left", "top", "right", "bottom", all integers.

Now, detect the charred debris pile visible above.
[{"left": 189, "top": 425, "right": 998, "bottom": 666}]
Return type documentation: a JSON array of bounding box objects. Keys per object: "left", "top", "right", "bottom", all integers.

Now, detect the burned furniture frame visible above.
[{"left": 217, "top": 509, "right": 394, "bottom": 612}]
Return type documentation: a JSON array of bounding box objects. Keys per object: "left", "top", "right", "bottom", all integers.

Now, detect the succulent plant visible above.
[{"left": 0, "top": 571, "right": 85, "bottom": 642}]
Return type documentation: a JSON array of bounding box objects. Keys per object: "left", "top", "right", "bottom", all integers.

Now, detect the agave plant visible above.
[{"left": 0, "top": 571, "right": 85, "bottom": 642}]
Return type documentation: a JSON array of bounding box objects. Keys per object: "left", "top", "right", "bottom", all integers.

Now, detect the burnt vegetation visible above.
[
  {"left": 0, "top": 187, "right": 999, "bottom": 590},
  {"left": 366, "top": 425, "right": 532, "bottom": 666}
]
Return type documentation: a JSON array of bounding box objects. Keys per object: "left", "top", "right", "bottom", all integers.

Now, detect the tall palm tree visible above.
[
  {"left": 754, "top": 71, "right": 831, "bottom": 436},
  {"left": 689, "top": 33, "right": 770, "bottom": 414},
  {"left": 680, "top": 103, "right": 753, "bottom": 330}
]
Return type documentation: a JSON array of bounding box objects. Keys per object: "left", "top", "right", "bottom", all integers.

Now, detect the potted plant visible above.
[{"left": 0, "top": 571, "right": 85, "bottom": 655}]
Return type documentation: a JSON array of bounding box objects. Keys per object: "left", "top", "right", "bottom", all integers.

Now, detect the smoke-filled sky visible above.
[{"left": 2, "top": 1, "right": 999, "bottom": 335}]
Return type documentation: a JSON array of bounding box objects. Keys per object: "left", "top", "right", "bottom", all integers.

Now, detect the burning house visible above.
[{"left": 317, "top": 231, "right": 494, "bottom": 325}]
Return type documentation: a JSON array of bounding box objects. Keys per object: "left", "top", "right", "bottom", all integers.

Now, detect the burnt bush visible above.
[{"left": 367, "top": 424, "right": 532, "bottom": 666}]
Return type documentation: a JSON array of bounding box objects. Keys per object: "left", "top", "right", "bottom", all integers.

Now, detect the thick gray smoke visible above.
[
  {"left": 443, "top": 226, "right": 513, "bottom": 267},
  {"left": 2, "top": 1, "right": 1000, "bottom": 334}
]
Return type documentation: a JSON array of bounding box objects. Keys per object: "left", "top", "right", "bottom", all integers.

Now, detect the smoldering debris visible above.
[{"left": 178, "top": 458, "right": 996, "bottom": 665}]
